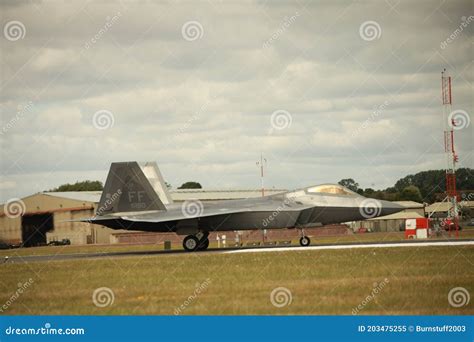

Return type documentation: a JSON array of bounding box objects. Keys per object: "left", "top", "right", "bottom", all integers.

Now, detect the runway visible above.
[
  {"left": 3, "top": 239, "right": 473, "bottom": 264},
  {"left": 225, "top": 239, "right": 474, "bottom": 254}
]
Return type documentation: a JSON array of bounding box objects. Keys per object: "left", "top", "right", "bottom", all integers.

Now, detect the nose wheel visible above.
[
  {"left": 298, "top": 228, "right": 310, "bottom": 246},
  {"left": 182, "top": 232, "right": 210, "bottom": 252},
  {"left": 299, "top": 236, "right": 311, "bottom": 246}
]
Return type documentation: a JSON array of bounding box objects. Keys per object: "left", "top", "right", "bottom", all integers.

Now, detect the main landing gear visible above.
[
  {"left": 298, "top": 229, "right": 311, "bottom": 247},
  {"left": 182, "top": 232, "right": 209, "bottom": 252}
]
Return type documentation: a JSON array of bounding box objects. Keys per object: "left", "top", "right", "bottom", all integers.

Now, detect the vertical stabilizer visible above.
[{"left": 97, "top": 161, "right": 167, "bottom": 216}]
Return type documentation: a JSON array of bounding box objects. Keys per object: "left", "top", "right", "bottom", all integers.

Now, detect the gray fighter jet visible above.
[{"left": 79, "top": 161, "right": 404, "bottom": 251}]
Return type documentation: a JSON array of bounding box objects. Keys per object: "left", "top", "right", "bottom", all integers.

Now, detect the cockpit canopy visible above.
[{"left": 306, "top": 184, "right": 359, "bottom": 196}]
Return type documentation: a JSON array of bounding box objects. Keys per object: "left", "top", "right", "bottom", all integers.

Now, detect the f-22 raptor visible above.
[{"left": 80, "top": 161, "right": 404, "bottom": 251}]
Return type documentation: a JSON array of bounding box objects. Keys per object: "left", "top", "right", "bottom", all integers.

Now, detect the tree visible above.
[
  {"left": 178, "top": 181, "right": 202, "bottom": 189},
  {"left": 338, "top": 178, "right": 359, "bottom": 192},
  {"left": 399, "top": 185, "right": 423, "bottom": 203},
  {"left": 385, "top": 187, "right": 398, "bottom": 194},
  {"left": 337, "top": 168, "right": 473, "bottom": 204},
  {"left": 49, "top": 180, "right": 103, "bottom": 192},
  {"left": 393, "top": 168, "right": 474, "bottom": 203},
  {"left": 364, "top": 188, "right": 375, "bottom": 195}
]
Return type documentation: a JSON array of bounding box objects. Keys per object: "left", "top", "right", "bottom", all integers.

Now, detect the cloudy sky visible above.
[{"left": 0, "top": 0, "right": 472, "bottom": 203}]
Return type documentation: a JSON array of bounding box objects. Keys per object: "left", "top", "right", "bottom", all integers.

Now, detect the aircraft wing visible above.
[
  {"left": 119, "top": 206, "right": 255, "bottom": 223},
  {"left": 81, "top": 197, "right": 309, "bottom": 224},
  {"left": 69, "top": 206, "right": 258, "bottom": 224}
]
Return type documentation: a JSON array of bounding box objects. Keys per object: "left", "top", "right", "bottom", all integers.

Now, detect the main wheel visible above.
[
  {"left": 299, "top": 236, "right": 311, "bottom": 247},
  {"left": 197, "top": 238, "right": 209, "bottom": 251},
  {"left": 183, "top": 235, "right": 199, "bottom": 252}
]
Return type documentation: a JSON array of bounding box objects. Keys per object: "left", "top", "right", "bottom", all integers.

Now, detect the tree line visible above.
[
  {"left": 48, "top": 180, "right": 202, "bottom": 192},
  {"left": 338, "top": 168, "right": 473, "bottom": 203}
]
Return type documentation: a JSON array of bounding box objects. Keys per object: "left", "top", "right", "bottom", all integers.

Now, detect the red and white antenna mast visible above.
[{"left": 441, "top": 68, "right": 459, "bottom": 237}]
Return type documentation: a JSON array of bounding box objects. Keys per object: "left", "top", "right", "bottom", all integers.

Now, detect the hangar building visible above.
[
  {"left": 353, "top": 201, "right": 425, "bottom": 232},
  {"left": 0, "top": 189, "right": 286, "bottom": 246},
  {"left": 425, "top": 200, "right": 474, "bottom": 219}
]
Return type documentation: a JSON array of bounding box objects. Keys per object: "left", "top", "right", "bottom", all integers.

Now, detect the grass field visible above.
[{"left": 1, "top": 244, "right": 473, "bottom": 315}]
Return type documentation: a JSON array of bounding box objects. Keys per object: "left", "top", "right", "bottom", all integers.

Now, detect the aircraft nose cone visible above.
[{"left": 380, "top": 201, "right": 404, "bottom": 216}]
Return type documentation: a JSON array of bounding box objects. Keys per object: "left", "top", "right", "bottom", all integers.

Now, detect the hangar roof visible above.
[
  {"left": 0, "top": 192, "right": 97, "bottom": 216},
  {"left": 425, "top": 201, "right": 474, "bottom": 213},
  {"left": 44, "top": 191, "right": 102, "bottom": 203},
  {"left": 41, "top": 189, "right": 288, "bottom": 203}
]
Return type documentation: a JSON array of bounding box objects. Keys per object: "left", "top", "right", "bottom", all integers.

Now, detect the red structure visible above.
[
  {"left": 405, "top": 218, "right": 430, "bottom": 239},
  {"left": 441, "top": 69, "right": 459, "bottom": 237}
]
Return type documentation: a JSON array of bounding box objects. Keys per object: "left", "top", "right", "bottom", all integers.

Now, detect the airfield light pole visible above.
[
  {"left": 441, "top": 69, "right": 459, "bottom": 237},
  {"left": 257, "top": 154, "right": 267, "bottom": 243},
  {"left": 256, "top": 154, "right": 267, "bottom": 197}
]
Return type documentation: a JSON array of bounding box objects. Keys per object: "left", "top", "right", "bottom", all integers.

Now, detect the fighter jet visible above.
[{"left": 79, "top": 161, "right": 404, "bottom": 251}]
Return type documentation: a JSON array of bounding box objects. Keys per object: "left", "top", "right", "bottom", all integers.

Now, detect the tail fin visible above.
[
  {"left": 139, "top": 161, "right": 173, "bottom": 206},
  {"left": 96, "top": 161, "right": 172, "bottom": 216}
]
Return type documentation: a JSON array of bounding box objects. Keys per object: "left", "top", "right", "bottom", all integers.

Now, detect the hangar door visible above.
[{"left": 21, "top": 214, "right": 53, "bottom": 247}]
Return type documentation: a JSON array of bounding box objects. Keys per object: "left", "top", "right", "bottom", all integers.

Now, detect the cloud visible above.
[{"left": 0, "top": 0, "right": 472, "bottom": 202}]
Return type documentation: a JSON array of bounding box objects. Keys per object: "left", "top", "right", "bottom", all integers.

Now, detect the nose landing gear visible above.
[
  {"left": 298, "top": 228, "right": 311, "bottom": 246},
  {"left": 299, "top": 236, "right": 311, "bottom": 246}
]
